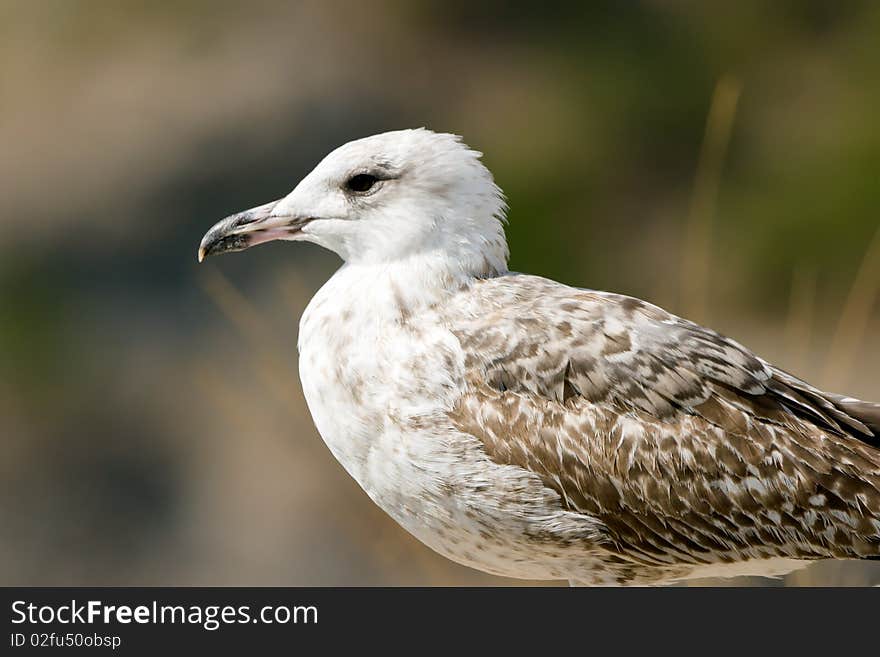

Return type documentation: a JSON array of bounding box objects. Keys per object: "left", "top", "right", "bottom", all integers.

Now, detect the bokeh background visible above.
[{"left": 2, "top": 1, "right": 879, "bottom": 586}]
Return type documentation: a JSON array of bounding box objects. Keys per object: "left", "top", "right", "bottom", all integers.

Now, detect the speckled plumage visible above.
[
  {"left": 447, "top": 276, "right": 880, "bottom": 582},
  {"left": 200, "top": 128, "right": 880, "bottom": 585}
]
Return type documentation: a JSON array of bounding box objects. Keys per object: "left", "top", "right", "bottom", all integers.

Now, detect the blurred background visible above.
[{"left": 2, "top": 1, "right": 879, "bottom": 586}]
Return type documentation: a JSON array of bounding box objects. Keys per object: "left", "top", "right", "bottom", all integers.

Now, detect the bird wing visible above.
[{"left": 447, "top": 274, "right": 880, "bottom": 564}]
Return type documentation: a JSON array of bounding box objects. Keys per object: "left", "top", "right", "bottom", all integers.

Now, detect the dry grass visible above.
[
  {"left": 198, "top": 266, "right": 300, "bottom": 407},
  {"left": 679, "top": 75, "right": 742, "bottom": 324},
  {"left": 822, "top": 226, "right": 880, "bottom": 391},
  {"left": 784, "top": 266, "right": 818, "bottom": 373}
]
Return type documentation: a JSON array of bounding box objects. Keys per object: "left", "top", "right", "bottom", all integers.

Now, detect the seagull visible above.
[{"left": 198, "top": 128, "right": 880, "bottom": 585}]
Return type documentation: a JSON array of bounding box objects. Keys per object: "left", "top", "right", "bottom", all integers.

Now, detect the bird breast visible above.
[{"left": 297, "top": 263, "right": 462, "bottom": 487}]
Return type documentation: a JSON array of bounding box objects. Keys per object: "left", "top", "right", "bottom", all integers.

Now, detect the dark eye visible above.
[{"left": 345, "top": 173, "right": 378, "bottom": 193}]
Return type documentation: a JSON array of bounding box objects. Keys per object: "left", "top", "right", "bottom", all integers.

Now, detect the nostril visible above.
[{"left": 231, "top": 210, "right": 263, "bottom": 228}]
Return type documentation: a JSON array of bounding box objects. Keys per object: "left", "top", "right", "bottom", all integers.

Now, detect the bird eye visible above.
[{"left": 345, "top": 173, "right": 379, "bottom": 193}]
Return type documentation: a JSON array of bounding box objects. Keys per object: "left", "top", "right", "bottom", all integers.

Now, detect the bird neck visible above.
[{"left": 326, "top": 248, "right": 507, "bottom": 320}]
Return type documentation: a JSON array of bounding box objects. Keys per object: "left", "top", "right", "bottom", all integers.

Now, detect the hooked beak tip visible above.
[
  {"left": 197, "top": 198, "right": 309, "bottom": 262},
  {"left": 198, "top": 198, "right": 283, "bottom": 262}
]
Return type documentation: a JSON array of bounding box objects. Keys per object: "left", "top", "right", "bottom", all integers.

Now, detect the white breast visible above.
[
  {"left": 295, "top": 263, "right": 610, "bottom": 581},
  {"left": 297, "top": 263, "right": 456, "bottom": 485}
]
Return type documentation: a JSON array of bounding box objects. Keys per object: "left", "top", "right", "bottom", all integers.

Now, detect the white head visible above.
[{"left": 198, "top": 129, "right": 509, "bottom": 279}]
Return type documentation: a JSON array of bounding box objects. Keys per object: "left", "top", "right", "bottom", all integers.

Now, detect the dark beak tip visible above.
[
  {"left": 197, "top": 198, "right": 287, "bottom": 263},
  {"left": 197, "top": 231, "right": 216, "bottom": 263}
]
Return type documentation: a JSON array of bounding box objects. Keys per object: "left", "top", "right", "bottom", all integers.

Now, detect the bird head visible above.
[{"left": 198, "top": 129, "right": 509, "bottom": 275}]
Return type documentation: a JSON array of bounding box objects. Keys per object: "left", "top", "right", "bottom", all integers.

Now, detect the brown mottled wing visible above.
[{"left": 449, "top": 275, "right": 880, "bottom": 564}]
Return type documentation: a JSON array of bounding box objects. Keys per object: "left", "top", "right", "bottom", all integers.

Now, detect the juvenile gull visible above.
[{"left": 198, "top": 129, "right": 880, "bottom": 585}]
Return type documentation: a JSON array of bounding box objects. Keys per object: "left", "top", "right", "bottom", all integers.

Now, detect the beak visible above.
[{"left": 197, "top": 199, "right": 312, "bottom": 262}]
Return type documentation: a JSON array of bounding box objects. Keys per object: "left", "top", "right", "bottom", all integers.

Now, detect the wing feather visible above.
[{"left": 447, "top": 275, "right": 880, "bottom": 564}]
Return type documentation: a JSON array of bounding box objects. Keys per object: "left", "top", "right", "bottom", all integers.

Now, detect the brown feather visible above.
[{"left": 446, "top": 275, "right": 880, "bottom": 568}]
